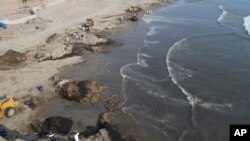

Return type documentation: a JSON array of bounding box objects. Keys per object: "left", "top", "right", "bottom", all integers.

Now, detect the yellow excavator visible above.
[{"left": 0, "top": 97, "right": 19, "bottom": 119}]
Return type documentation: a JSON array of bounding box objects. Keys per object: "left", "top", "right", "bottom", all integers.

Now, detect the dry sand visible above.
[{"left": 0, "top": 0, "right": 166, "bottom": 137}]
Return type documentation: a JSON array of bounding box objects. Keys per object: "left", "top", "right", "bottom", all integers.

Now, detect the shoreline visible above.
[{"left": 0, "top": 0, "right": 175, "bottom": 140}]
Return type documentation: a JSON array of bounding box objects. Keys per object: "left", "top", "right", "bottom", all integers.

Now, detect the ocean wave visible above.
[
  {"left": 166, "top": 38, "right": 198, "bottom": 107},
  {"left": 166, "top": 37, "right": 233, "bottom": 112},
  {"left": 217, "top": 5, "right": 245, "bottom": 32},
  {"left": 243, "top": 15, "right": 250, "bottom": 35}
]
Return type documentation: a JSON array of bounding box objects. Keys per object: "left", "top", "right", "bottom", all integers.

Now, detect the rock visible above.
[
  {"left": 40, "top": 117, "right": 73, "bottom": 135},
  {"left": 99, "top": 112, "right": 112, "bottom": 127},
  {"left": 58, "top": 80, "right": 80, "bottom": 100},
  {"left": 82, "top": 129, "right": 111, "bottom": 141},
  {"left": 56, "top": 79, "right": 71, "bottom": 88},
  {"left": 105, "top": 98, "right": 122, "bottom": 111},
  {"left": 78, "top": 80, "right": 106, "bottom": 94}
]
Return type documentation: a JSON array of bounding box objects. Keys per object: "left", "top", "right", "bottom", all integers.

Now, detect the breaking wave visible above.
[
  {"left": 166, "top": 37, "right": 233, "bottom": 112},
  {"left": 217, "top": 5, "right": 227, "bottom": 23},
  {"left": 243, "top": 15, "right": 250, "bottom": 35}
]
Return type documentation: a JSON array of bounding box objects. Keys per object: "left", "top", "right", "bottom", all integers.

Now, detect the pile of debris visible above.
[
  {"left": 55, "top": 80, "right": 106, "bottom": 104},
  {"left": 0, "top": 49, "right": 26, "bottom": 70},
  {"left": 98, "top": 112, "right": 140, "bottom": 141},
  {"left": 126, "top": 6, "right": 143, "bottom": 13}
]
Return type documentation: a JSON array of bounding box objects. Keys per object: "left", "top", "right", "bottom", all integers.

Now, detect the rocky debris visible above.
[
  {"left": 40, "top": 117, "right": 73, "bottom": 135},
  {"left": 105, "top": 98, "right": 122, "bottom": 111},
  {"left": 78, "top": 80, "right": 106, "bottom": 94},
  {"left": 56, "top": 80, "right": 106, "bottom": 104},
  {"left": 105, "top": 124, "right": 140, "bottom": 141},
  {"left": 0, "top": 49, "right": 26, "bottom": 70},
  {"left": 99, "top": 112, "right": 112, "bottom": 128},
  {"left": 57, "top": 80, "right": 81, "bottom": 101},
  {"left": 83, "top": 129, "right": 111, "bottom": 141},
  {"left": 98, "top": 112, "right": 140, "bottom": 141},
  {"left": 126, "top": 6, "right": 143, "bottom": 13},
  {"left": 129, "top": 15, "right": 138, "bottom": 22}
]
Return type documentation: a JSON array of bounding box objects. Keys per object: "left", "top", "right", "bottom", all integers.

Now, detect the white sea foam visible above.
[
  {"left": 166, "top": 39, "right": 199, "bottom": 107},
  {"left": 147, "top": 26, "right": 159, "bottom": 36},
  {"left": 243, "top": 15, "right": 250, "bottom": 35},
  {"left": 217, "top": 5, "right": 227, "bottom": 23},
  {"left": 137, "top": 57, "right": 148, "bottom": 67}
]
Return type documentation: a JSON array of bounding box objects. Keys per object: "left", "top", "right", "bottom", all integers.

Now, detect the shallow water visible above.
[{"left": 120, "top": 0, "right": 250, "bottom": 141}]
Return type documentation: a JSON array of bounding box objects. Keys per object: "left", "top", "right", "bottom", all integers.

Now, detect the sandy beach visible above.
[{"left": 0, "top": 0, "right": 173, "bottom": 140}]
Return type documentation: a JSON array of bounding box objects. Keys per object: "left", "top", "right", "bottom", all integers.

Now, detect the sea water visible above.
[{"left": 120, "top": 0, "right": 250, "bottom": 140}]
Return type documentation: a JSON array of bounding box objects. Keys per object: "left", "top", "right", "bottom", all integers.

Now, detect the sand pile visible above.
[{"left": 0, "top": 49, "right": 26, "bottom": 70}]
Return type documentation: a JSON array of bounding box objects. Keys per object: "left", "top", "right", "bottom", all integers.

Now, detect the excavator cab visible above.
[{"left": 0, "top": 97, "right": 19, "bottom": 119}]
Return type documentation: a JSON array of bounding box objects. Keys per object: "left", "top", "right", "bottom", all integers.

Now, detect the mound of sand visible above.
[{"left": 0, "top": 49, "right": 26, "bottom": 70}]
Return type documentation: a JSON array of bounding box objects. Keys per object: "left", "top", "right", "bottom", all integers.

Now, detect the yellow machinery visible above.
[{"left": 0, "top": 97, "right": 19, "bottom": 119}]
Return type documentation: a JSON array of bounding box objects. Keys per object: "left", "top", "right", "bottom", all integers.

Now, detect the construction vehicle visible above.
[{"left": 0, "top": 97, "right": 19, "bottom": 119}]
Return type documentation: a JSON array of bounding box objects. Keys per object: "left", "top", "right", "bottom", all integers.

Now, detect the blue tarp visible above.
[{"left": 0, "top": 22, "right": 7, "bottom": 28}]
